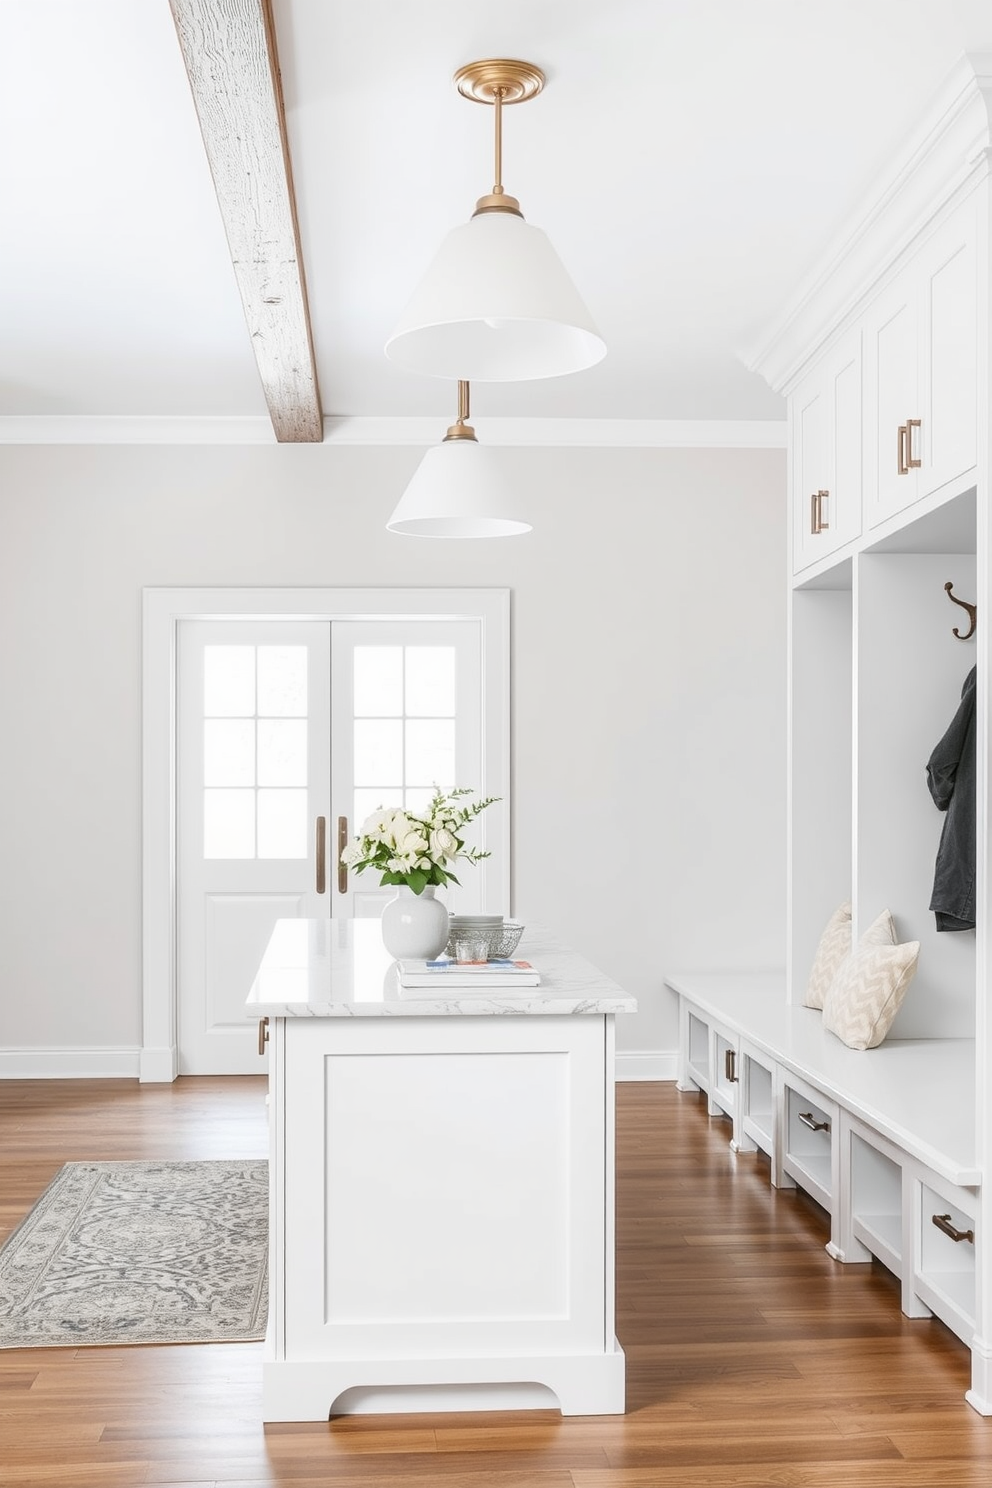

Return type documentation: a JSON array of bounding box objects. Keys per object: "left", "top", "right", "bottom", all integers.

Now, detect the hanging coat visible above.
[{"left": 926, "top": 664, "right": 976, "bottom": 931}]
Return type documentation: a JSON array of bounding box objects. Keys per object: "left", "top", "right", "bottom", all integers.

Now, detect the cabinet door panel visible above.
[
  {"left": 791, "top": 332, "right": 862, "bottom": 573},
  {"left": 792, "top": 376, "right": 827, "bottom": 572},
  {"left": 864, "top": 284, "right": 918, "bottom": 528},
  {"left": 282, "top": 1016, "right": 608, "bottom": 1360},
  {"left": 923, "top": 212, "right": 977, "bottom": 494},
  {"left": 830, "top": 341, "right": 862, "bottom": 548}
]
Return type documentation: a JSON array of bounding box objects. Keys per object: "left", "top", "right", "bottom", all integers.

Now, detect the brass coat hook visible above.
[{"left": 945, "top": 581, "right": 977, "bottom": 641}]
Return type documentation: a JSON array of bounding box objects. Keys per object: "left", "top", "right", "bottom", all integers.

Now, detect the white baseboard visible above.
[
  {"left": 0, "top": 1047, "right": 141, "bottom": 1079},
  {"left": 139, "top": 1045, "right": 179, "bottom": 1083},
  {"left": 0, "top": 1046, "right": 675, "bottom": 1083},
  {"left": 616, "top": 1050, "right": 677, "bottom": 1082}
]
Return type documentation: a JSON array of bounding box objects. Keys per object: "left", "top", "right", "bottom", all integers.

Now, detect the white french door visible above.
[
  {"left": 176, "top": 615, "right": 493, "bottom": 1074},
  {"left": 331, "top": 622, "right": 483, "bottom": 918}
]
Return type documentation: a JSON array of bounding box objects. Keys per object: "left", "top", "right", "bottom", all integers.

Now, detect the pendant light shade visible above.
[
  {"left": 385, "top": 211, "right": 604, "bottom": 381},
  {"left": 385, "top": 58, "right": 605, "bottom": 383},
  {"left": 386, "top": 382, "right": 531, "bottom": 539}
]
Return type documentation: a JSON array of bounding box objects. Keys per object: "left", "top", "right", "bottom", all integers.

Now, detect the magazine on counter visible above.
[{"left": 397, "top": 957, "right": 541, "bottom": 988}]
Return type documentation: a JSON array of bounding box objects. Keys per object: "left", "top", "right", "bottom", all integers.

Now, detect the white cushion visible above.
[
  {"left": 804, "top": 901, "right": 852, "bottom": 1010},
  {"left": 822, "top": 910, "right": 919, "bottom": 1050}
]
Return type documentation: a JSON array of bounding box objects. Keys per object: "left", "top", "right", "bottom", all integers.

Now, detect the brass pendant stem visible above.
[
  {"left": 456, "top": 59, "right": 544, "bottom": 220},
  {"left": 444, "top": 380, "right": 477, "bottom": 442},
  {"left": 493, "top": 88, "right": 503, "bottom": 196}
]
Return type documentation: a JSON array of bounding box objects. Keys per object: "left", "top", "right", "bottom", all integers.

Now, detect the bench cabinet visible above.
[{"left": 668, "top": 975, "right": 980, "bottom": 1357}]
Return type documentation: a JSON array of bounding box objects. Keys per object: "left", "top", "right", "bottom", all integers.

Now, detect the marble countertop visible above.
[{"left": 245, "top": 918, "right": 637, "bottom": 1018}]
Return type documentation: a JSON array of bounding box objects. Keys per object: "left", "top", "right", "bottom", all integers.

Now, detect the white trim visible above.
[
  {"left": 0, "top": 415, "right": 279, "bottom": 444},
  {"left": 142, "top": 587, "right": 511, "bottom": 1084},
  {"left": 0, "top": 1048, "right": 141, "bottom": 1079},
  {"left": 140, "top": 1045, "right": 179, "bottom": 1084},
  {"left": 615, "top": 1051, "right": 677, "bottom": 1082},
  {"left": 323, "top": 418, "right": 787, "bottom": 450},
  {"left": 0, "top": 414, "right": 786, "bottom": 449},
  {"left": 0, "top": 1047, "right": 677, "bottom": 1083}
]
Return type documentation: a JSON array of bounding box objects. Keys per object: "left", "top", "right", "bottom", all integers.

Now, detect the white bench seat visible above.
[{"left": 665, "top": 971, "right": 977, "bottom": 1185}]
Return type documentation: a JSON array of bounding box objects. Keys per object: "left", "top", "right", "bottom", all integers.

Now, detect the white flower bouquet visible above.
[{"left": 340, "top": 786, "right": 499, "bottom": 895}]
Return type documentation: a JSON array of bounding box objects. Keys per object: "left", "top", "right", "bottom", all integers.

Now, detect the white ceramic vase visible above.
[{"left": 380, "top": 884, "right": 449, "bottom": 960}]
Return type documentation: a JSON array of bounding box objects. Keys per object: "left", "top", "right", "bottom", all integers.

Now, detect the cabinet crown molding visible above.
[{"left": 742, "top": 51, "right": 992, "bottom": 395}]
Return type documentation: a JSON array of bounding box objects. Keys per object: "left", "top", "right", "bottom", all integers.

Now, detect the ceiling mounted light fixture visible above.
[
  {"left": 385, "top": 58, "right": 605, "bottom": 383},
  {"left": 386, "top": 381, "right": 532, "bottom": 539}
]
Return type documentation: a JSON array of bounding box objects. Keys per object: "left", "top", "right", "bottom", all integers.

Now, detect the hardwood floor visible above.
[{"left": 1, "top": 1076, "right": 990, "bottom": 1486}]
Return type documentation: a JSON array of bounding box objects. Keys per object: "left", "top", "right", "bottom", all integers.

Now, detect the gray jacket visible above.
[{"left": 926, "top": 664, "right": 976, "bottom": 932}]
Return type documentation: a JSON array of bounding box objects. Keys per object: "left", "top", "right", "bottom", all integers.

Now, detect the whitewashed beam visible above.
[{"left": 169, "top": 0, "right": 322, "bottom": 442}]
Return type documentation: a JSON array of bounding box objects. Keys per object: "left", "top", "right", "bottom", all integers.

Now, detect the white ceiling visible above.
[{"left": 3, "top": 0, "right": 992, "bottom": 436}]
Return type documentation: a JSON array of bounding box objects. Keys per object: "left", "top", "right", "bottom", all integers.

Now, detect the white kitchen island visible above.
[{"left": 245, "top": 917, "right": 636, "bottom": 1420}]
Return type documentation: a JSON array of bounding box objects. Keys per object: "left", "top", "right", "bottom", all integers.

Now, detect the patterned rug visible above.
[{"left": 0, "top": 1160, "right": 268, "bottom": 1348}]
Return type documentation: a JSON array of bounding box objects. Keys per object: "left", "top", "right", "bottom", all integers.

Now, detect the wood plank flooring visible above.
[{"left": 0, "top": 1076, "right": 989, "bottom": 1486}]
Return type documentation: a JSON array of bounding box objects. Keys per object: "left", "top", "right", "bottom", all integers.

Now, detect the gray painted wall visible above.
[{"left": 0, "top": 440, "right": 786, "bottom": 1071}]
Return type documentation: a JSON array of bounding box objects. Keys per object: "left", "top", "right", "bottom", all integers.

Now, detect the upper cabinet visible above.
[
  {"left": 862, "top": 197, "right": 978, "bottom": 531},
  {"left": 792, "top": 330, "right": 862, "bottom": 572}
]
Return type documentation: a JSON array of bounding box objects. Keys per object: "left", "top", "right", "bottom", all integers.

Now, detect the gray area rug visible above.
[{"left": 0, "top": 1159, "right": 267, "bottom": 1348}]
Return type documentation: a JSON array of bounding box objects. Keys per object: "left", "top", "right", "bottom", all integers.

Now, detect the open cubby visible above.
[
  {"left": 790, "top": 578, "right": 853, "bottom": 999},
  {"left": 855, "top": 549, "right": 976, "bottom": 1038},
  {"left": 851, "top": 1130, "right": 902, "bottom": 1273}
]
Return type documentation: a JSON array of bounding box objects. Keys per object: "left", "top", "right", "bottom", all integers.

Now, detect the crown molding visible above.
[
  {"left": 324, "top": 417, "right": 785, "bottom": 448},
  {"left": 0, "top": 415, "right": 786, "bottom": 449},
  {"left": 743, "top": 50, "right": 992, "bottom": 394}
]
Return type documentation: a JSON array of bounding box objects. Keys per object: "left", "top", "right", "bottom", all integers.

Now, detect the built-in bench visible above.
[{"left": 666, "top": 971, "right": 979, "bottom": 1349}]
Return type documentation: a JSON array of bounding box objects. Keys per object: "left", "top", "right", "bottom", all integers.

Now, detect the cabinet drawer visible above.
[
  {"left": 710, "top": 1027, "right": 739, "bottom": 1119},
  {"left": 913, "top": 1178, "right": 976, "bottom": 1344},
  {"left": 782, "top": 1081, "right": 835, "bottom": 1211}
]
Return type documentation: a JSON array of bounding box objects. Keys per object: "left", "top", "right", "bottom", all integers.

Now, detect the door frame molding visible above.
[{"left": 142, "top": 587, "right": 511, "bottom": 1083}]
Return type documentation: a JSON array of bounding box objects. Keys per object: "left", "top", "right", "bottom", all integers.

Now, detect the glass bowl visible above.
[{"left": 445, "top": 919, "right": 525, "bottom": 961}]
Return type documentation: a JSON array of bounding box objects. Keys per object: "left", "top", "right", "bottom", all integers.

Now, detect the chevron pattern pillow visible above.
[
  {"left": 804, "top": 901, "right": 852, "bottom": 1009},
  {"left": 822, "top": 910, "right": 919, "bottom": 1050}
]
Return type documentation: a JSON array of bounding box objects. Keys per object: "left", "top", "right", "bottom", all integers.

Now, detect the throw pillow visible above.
[
  {"left": 804, "top": 901, "right": 853, "bottom": 1009},
  {"left": 822, "top": 910, "right": 919, "bottom": 1050}
]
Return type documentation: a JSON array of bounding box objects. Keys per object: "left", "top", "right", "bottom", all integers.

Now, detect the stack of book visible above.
[{"left": 397, "top": 956, "right": 541, "bottom": 991}]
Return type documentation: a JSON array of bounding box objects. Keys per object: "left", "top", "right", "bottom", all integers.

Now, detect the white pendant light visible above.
[
  {"left": 385, "top": 59, "right": 605, "bottom": 383},
  {"left": 386, "top": 382, "right": 532, "bottom": 539}
]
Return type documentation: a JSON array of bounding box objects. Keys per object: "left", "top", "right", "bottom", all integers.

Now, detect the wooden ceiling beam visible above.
[{"left": 169, "top": 0, "right": 322, "bottom": 443}]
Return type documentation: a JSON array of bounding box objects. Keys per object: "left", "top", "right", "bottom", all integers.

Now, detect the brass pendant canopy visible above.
[{"left": 453, "top": 59, "right": 545, "bottom": 106}]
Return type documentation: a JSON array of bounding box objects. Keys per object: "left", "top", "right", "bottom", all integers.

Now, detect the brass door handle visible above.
[
  {"left": 810, "top": 490, "right": 829, "bottom": 535},
  {"left": 906, "top": 417, "right": 921, "bottom": 469},
  {"left": 337, "top": 816, "right": 349, "bottom": 894},
  {"left": 932, "top": 1213, "right": 974, "bottom": 1244},
  {"left": 724, "top": 1048, "right": 738, "bottom": 1083},
  {"left": 257, "top": 1017, "right": 269, "bottom": 1057},
  {"left": 798, "top": 1111, "right": 830, "bottom": 1133},
  {"left": 315, "top": 816, "right": 326, "bottom": 894},
  {"left": 897, "top": 423, "right": 909, "bottom": 475}
]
